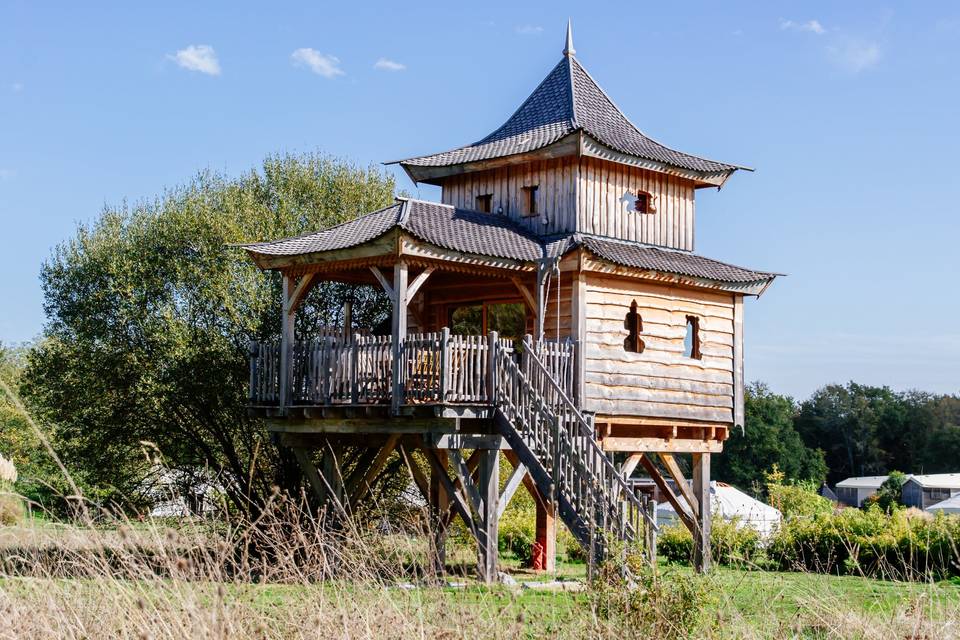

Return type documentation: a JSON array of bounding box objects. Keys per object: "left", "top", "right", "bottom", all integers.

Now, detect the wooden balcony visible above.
[{"left": 248, "top": 330, "right": 575, "bottom": 415}]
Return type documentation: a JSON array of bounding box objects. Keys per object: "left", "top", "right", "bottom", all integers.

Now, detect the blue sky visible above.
[{"left": 2, "top": 1, "right": 958, "bottom": 400}]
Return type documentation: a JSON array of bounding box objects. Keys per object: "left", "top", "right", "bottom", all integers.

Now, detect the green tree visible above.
[
  {"left": 794, "top": 383, "right": 900, "bottom": 485},
  {"left": 713, "top": 383, "right": 827, "bottom": 492},
  {"left": 865, "top": 470, "right": 906, "bottom": 512},
  {"left": 21, "top": 153, "right": 396, "bottom": 516}
]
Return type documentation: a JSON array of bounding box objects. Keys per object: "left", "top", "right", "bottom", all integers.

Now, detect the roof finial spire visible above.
[{"left": 563, "top": 19, "right": 575, "bottom": 57}]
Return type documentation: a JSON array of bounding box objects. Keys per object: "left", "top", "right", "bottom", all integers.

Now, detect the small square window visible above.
[
  {"left": 476, "top": 194, "right": 492, "bottom": 213},
  {"left": 522, "top": 185, "right": 539, "bottom": 217},
  {"left": 635, "top": 193, "right": 648, "bottom": 214},
  {"left": 684, "top": 315, "right": 701, "bottom": 359}
]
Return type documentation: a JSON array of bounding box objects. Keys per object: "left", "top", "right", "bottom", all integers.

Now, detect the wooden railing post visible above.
[
  {"left": 248, "top": 340, "right": 259, "bottom": 403},
  {"left": 440, "top": 327, "right": 450, "bottom": 403},
  {"left": 486, "top": 331, "right": 498, "bottom": 405},
  {"left": 350, "top": 336, "right": 359, "bottom": 404},
  {"left": 390, "top": 262, "right": 409, "bottom": 414}
]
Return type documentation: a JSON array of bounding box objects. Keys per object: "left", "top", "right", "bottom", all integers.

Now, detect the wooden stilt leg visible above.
[
  {"left": 533, "top": 497, "right": 556, "bottom": 572},
  {"left": 692, "top": 453, "right": 712, "bottom": 573},
  {"left": 429, "top": 450, "right": 449, "bottom": 575},
  {"left": 477, "top": 449, "right": 499, "bottom": 584}
]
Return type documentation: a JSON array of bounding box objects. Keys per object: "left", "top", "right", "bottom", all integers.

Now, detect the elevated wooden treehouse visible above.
[{"left": 242, "top": 24, "right": 776, "bottom": 581}]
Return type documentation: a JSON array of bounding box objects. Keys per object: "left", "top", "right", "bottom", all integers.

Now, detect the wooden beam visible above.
[
  {"left": 510, "top": 276, "right": 537, "bottom": 313},
  {"left": 600, "top": 437, "right": 723, "bottom": 453},
  {"left": 477, "top": 449, "right": 499, "bottom": 583},
  {"left": 420, "top": 446, "right": 476, "bottom": 539},
  {"left": 621, "top": 453, "right": 643, "bottom": 479},
  {"left": 659, "top": 453, "right": 700, "bottom": 519},
  {"left": 692, "top": 453, "right": 712, "bottom": 573},
  {"left": 292, "top": 446, "right": 347, "bottom": 518},
  {"left": 407, "top": 267, "right": 435, "bottom": 301},
  {"left": 348, "top": 434, "right": 400, "bottom": 507},
  {"left": 733, "top": 295, "right": 745, "bottom": 429},
  {"left": 399, "top": 443, "right": 429, "bottom": 502},
  {"left": 638, "top": 453, "right": 694, "bottom": 533},
  {"left": 391, "top": 261, "right": 409, "bottom": 414},
  {"left": 279, "top": 273, "right": 295, "bottom": 413},
  {"left": 497, "top": 459, "right": 528, "bottom": 519},
  {"left": 288, "top": 273, "right": 317, "bottom": 313},
  {"left": 448, "top": 449, "right": 483, "bottom": 516},
  {"left": 369, "top": 266, "right": 395, "bottom": 299},
  {"left": 504, "top": 450, "right": 547, "bottom": 511}
]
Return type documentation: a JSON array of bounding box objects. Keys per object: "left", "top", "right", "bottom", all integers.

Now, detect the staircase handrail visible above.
[{"left": 516, "top": 336, "right": 657, "bottom": 531}]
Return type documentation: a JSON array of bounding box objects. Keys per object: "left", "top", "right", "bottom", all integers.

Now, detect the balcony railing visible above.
[{"left": 248, "top": 330, "right": 575, "bottom": 409}]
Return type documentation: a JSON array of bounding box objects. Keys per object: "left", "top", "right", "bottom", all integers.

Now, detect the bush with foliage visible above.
[
  {"left": 657, "top": 519, "right": 762, "bottom": 567},
  {"left": 863, "top": 470, "right": 907, "bottom": 512},
  {"left": 768, "top": 505, "right": 960, "bottom": 579},
  {"left": 764, "top": 467, "right": 834, "bottom": 519},
  {"left": 591, "top": 552, "right": 719, "bottom": 639}
]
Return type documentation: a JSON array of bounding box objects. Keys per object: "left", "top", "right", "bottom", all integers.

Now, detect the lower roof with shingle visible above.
[{"left": 242, "top": 199, "right": 777, "bottom": 292}]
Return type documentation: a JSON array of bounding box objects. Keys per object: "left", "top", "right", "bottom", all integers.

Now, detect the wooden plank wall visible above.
[
  {"left": 440, "top": 157, "right": 579, "bottom": 236},
  {"left": 577, "top": 157, "right": 696, "bottom": 251},
  {"left": 582, "top": 273, "right": 735, "bottom": 424},
  {"left": 439, "top": 156, "right": 697, "bottom": 251}
]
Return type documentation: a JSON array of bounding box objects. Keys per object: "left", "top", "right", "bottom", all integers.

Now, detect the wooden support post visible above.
[
  {"left": 533, "top": 496, "right": 556, "bottom": 572},
  {"left": 348, "top": 434, "right": 400, "bottom": 508},
  {"left": 570, "top": 269, "right": 586, "bottom": 407},
  {"left": 638, "top": 453, "right": 695, "bottom": 533},
  {"left": 391, "top": 261, "right": 409, "bottom": 414},
  {"left": 621, "top": 453, "right": 643, "bottom": 480},
  {"left": 322, "top": 441, "right": 345, "bottom": 510},
  {"left": 692, "top": 453, "right": 712, "bottom": 573},
  {"left": 477, "top": 448, "right": 499, "bottom": 584},
  {"left": 487, "top": 331, "right": 498, "bottom": 404},
  {"left": 659, "top": 453, "right": 700, "bottom": 519},
  {"left": 279, "top": 273, "right": 295, "bottom": 414},
  {"left": 427, "top": 448, "right": 449, "bottom": 574}
]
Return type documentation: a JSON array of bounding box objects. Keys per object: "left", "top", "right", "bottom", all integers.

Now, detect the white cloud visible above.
[
  {"left": 515, "top": 25, "right": 544, "bottom": 36},
  {"left": 780, "top": 19, "right": 826, "bottom": 35},
  {"left": 374, "top": 58, "right": 406, "bottom": 72},
  {"left": 291, "top": 48, "right": 345, "bottom": 78},
  {"left": 827, "top": 38, "right": 881, "bottom": 73},
  {"left": 168, "top": 45, "right": 221, "bottom": 75}
]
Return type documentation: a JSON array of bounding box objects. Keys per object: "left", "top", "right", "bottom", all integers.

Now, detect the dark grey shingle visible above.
[
  {"left": 578, "top": 235, "right": 774, "bottom": 283},
  {"left": 397, "top": 56, "right": 742, "bottom": 176}
]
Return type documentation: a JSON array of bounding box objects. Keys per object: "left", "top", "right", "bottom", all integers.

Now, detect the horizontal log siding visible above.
[
  {"left": 440, "top": 156, "right": 696, "bottom": 249},
  {"left": 577, "top": 157, "right": 696, "bottom": 251},
  {"left": 440, "top": 157, "right": 579, "bottom": 235},
  {"left": 582, "top": 274, "right": 735, "bottom": 423}
]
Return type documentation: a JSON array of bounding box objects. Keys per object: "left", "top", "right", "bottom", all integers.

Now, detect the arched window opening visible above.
[{"left": 624, "top": 300, "right": 644, "bottom": 353}]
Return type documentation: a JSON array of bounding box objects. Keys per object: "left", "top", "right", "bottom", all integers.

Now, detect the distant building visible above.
[
  {"left": 901, "top": 474, "right": 960, "bottom": 510},
  {"left": 819, "top": 482, "right": 839, "bottom": 503},
  {"left": 925, "top": 493, "right": 960, "bottom": 515},
  {"left": 834, "top": 475, "right": 888, "bottom": 507}
]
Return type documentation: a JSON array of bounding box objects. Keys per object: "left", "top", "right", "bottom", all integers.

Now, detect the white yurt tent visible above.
[
  {"left": 656, "top": 481, "right": 782, "bottom": 538},
  {"left": 925, "top": 493, "right": 960, "bottom": 515}
]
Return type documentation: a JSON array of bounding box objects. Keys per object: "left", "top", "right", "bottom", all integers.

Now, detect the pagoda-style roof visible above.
[
  {"left": 392, "top": 27, "right": 748, "bottom": 187},
  {"left": 243, "top": 198, "right": 776, "bottom": 294}
]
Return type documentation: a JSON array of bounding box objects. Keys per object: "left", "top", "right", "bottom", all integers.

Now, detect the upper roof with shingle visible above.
[
  {"left": 243, "top": 199, "right": 776, "bottom": 290},
  {"left": 392, "top": 52, "right": 744, "bottom": 179}
]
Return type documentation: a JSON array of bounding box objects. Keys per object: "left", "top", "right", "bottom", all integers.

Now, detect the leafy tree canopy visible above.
[
  {"left": 21, "top": 153, "right": 396, "bottom": 515},
  {"left": 713, "top": 383, "right": 827, "bottom": 492}
]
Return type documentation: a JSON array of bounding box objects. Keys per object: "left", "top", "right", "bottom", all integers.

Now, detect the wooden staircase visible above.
[{"left": 492, "top": 336, "right": 657, "bottom": 566}]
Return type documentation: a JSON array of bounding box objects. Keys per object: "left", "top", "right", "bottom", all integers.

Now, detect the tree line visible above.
[{"left": 714, "top": 382, "right": 960, "bottom": 491}]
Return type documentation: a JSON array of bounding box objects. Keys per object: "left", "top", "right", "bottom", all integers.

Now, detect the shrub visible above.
[
  {"left": 768, "top": 505, "right": 960, "bottom": 579},
  {"left": 497, "top": 509, "right": 534, "bottom": 565},
  {"left": 591, "top": 555, "right": 719, "bottom": 639},
  {"left": 0, "top": 494, "right": 24, "bottom": 525},
  {"left": 656, "top": 520, "right": 762, "bottom": 567},
  {"left": 767, "top": 481, "right": 833, "bottom": 519}
]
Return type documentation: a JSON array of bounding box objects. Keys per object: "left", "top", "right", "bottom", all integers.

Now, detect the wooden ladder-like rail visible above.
[{"left": 492, "top": 334, "right": 657, "bottom": 567}]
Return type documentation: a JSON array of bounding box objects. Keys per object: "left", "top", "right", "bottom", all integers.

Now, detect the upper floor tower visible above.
[{"left": 392, "top": 23, "right": 748, "bottom": 252}]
